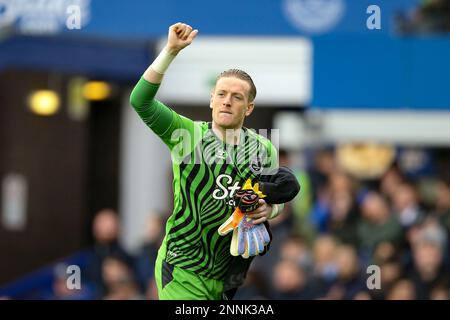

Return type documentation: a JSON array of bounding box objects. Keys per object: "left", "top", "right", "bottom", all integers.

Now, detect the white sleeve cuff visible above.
[{"left": 269, "top": 204, "right": 284, "bottom": 219}]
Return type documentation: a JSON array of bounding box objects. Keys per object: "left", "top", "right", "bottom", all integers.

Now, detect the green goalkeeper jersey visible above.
[{"left": 130, "top": 77, "right": 278, "bottom": 280}]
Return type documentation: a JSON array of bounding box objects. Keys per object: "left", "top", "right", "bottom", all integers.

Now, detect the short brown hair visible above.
[{"left": 215, "top": 69, "right": 257, "bottom": 102}]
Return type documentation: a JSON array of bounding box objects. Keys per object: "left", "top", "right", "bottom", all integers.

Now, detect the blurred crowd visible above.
[
  {"left": 238, "top": 148, "right": 450, "bottom": 300},
  {"left": 40, "top": 209, "right": 162, "bottom": 300},
  {"left": 41, "top": 146, "right": 450, "bottom": 300}
]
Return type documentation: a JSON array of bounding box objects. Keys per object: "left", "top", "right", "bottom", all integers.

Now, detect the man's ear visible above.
[
  {"left": 210, "top": 91, "right": 214, "bottom": 109},
  {"left": 245, "top": 102, "right": 255, "bottom": 116}
]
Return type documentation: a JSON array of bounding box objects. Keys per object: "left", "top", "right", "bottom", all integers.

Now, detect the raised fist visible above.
[{"left": 166, "top": 22, "right": 198, "bottom": 55}]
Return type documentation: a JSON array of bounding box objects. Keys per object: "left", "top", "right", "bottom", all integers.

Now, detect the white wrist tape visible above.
[
  {"left": 150, "top": 47, "right": 176, "bottom": 75},
  {"left": 269, "top": 204, "right": 281, "bottom": 219}
]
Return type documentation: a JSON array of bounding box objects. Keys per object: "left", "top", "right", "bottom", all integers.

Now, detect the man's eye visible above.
[
  {"left": 234, "top": 96, "right": 242, "bottom": 100},
  {"left": 217, "top": 93, "right": 224, "bottom": 96}
]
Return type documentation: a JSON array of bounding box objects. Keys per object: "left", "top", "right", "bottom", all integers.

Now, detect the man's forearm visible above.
[
  {"left": 142, "top": 66, "right": 164, "bottom": 84},
  {"left": 142, "top": 22, "right": 198, "bottom": 84}
]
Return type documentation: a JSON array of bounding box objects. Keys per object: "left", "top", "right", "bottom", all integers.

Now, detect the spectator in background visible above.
[
  {"left": 308, "top": 149, "right": 336, "bottom": 234},
  {"left": 372, "top": 241, "right": 399, "bottom": 265},
  {"left": 233, "top": 269, "right": 269, "bottom": 300},
  {"left": 392, "top": 182, "right": 425, "bottom": 230},
  {"left": 380, "top": 164, "right": 404, "bottom": 201},
  {"left": 309, "top": 148, "right": 336, "bottom": 198},
  {"left": 271, "top": 259, "right": 313, "bottom": 300},
  {"left": 407, "top": 220, "right": 449, "bottom": 299},
  {"left": 247, "top": 235, "right": 315, "bottom": 299},
  {"left": 134, "top": 214, "right": 163, "bottom": 296},
  {"left": 43, "top": 263, "right": 95, "bottom": 300},
  {"left": 102, "top": 255, "right": 143, "bottom": 300},
  {"left": 279, "top": 236, "right": 313, "bottom": 273},
  {"left": 376, "top": 260, "right": 404, "bottom": 300},
  {"left": 327, "top": 245, "right": 366, "bottom": 300},
  {"left": 146, "top": 278, "right": 159, "bottom": 300},
  {"left": 310, "top": 185, "right": 331, "bottom": 234},
  {"left": 311, "top": 171, "right": 360, "bottom": 244},
  {"left": 386, "top": 279, "right": 417, "bottom": 300},
  {"left": 370, "top": 241, "right": 405, "bottom": 299},
  {"left": 430, "top": 283, "right": 450, "bottom": 300},
  {"left": 353, "top": 291, "right": 372, "bottom": 300},
  {"left": 327, "top": 187, "right": 359, "bottom": 248},
  {"left": 434, "top": 178, "right": 450, "bottom": 238},
  {"left": 84, "top": 209, "right": 131, "bottom": 298},
  {"left": 356, "top": 192, "right": 403, "bottom": 258},
  {"left": 310, "top": 235, "right": 339, "bottom": 297}
]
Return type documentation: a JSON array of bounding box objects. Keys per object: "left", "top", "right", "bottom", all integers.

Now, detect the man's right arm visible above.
[
  {"left": 142, "top": 22, "right": 198, "bottom": 84},
  {"left": 129, "top": 23, "right": 199, "bottom": 149}
]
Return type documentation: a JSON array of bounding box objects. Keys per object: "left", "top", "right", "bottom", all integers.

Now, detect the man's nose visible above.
[{"left": 223, "top": 95, "right": 232, "bottom": 106}]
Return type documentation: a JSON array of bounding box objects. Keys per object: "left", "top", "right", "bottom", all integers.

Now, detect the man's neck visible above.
[{"left": 212, "top": 122, "right": 242, "bottom": 145}]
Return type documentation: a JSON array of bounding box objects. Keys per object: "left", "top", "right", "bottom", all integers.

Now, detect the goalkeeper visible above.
[{"left": 130, "top": 22, "right": 300, "bottom": 300}]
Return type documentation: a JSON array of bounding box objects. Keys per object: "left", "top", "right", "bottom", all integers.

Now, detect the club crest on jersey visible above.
[
  {"left": 250, "top": 157, "right": 262, "bottom": 174},
  {"left": 216, "top": 148, "right": 227, "bottom": 160}
]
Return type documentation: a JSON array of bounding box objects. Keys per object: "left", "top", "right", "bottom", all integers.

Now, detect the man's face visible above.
[{"left": 210, "top": 77, "right": 254, "bottom": 129}]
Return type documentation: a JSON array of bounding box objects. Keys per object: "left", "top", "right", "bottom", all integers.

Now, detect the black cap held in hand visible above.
[{"left": 258, "top": 166, "right": 300, "bottom": 204}]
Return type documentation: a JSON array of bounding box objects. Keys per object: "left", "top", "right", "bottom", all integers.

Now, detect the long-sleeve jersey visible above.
[{"left": 130, "top": 77, "right": 278, "bottom": 280}]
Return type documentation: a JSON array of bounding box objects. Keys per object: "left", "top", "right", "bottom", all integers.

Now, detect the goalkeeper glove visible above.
[
  {"left": 230, "top": 215, "right": 271, "bottom": 258},
  {"left": 218, "top": 179, "right": 271, "bottom": 259}
]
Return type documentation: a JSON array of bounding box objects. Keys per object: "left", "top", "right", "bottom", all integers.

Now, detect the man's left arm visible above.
[
  {"left": 248, "top": 142, "right": 300, "bottom": 223},
  {"left": 248, "top": 167, "right": 300, "bottom": 224}
]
